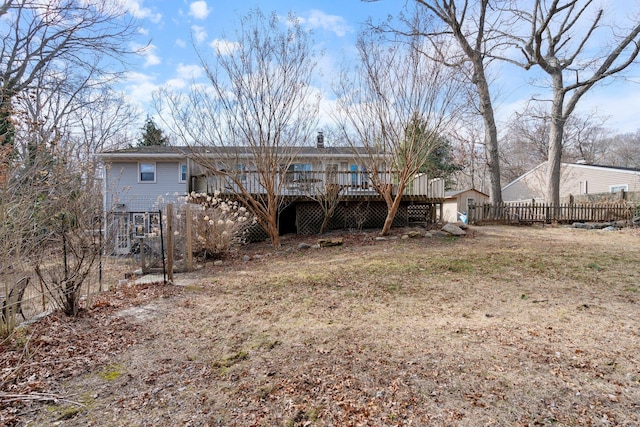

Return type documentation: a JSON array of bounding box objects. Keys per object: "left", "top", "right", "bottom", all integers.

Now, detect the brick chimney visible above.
[{"left": 317, "top": 131, "right": 324, "bottom": 148}]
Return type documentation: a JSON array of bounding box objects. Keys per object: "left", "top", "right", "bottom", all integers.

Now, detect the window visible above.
[
  {"left": 179, "top": 162, "right": 187, "bottom": 183},
  {"left": 139, "top": 162, "right": 156, "bottom": 182},
  {"left": 466, "top": 197, "right": 476, "bottom": 209},
  {"left": 610, "top": 184, "right": 628, "bottom": 193},
  {"left": 133, "top": 213, "right": 146, "bottom": 237},
  {"left": 287, "top": 163, "right": 311, "bottom": 182}
]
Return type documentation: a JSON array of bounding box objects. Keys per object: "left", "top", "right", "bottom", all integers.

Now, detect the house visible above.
[
  {"left": 442, "top": 188, "right": 490, "bottom": 222},
  {"left": 502, "top": 161, "right": 640, "bottom": 202},
  {"left": 96, "top": 142, "right": 445, "bottom": 251},
  {"left": 96, "top": 146, "right": 189, "bottom": 254}
]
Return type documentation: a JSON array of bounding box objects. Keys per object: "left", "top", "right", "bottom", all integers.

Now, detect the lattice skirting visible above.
[
  {"left": 243, "top": 202, "right": 436, "bottom": 241},
  {"left": 296, "top": 201, "right": 416, "bottom": 235},
  {"left": 244, "top": 222, "right": 270, "bottom": 243}
]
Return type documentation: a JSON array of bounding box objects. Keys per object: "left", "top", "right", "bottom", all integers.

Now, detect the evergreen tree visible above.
[
  {"left": 401, "top": 113, "right": 461, "bottom": 189},
  {"left": 138, "top": 116, "right": 169, "bottom": 147}
]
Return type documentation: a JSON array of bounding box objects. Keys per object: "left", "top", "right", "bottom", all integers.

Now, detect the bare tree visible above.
[
  {"left": 517, "top": 0, "right": 640, "bottom": 203},
  {"left": 368, "top": 0, "right": 515, "bottom": 203},
  {"left": 33, "top": 168, "right": 102, "bottom": 316},
  {"left": 1, "top": 0, "right": 141, "bottom": 147},
  {"left": 602, "top": 130, "right": 640, "bottom": 168},
  {"left": 334, "top": 32, "right": 463, "bottom": 235},
  {"left": 449, "top": 121, "right": 489, "bottom": 191},
  {"left": 501, "top": 103, "right": 609, "bottom": 183},
  {"left": 158, "top": 9, "right": 319, "bottom": 247}
]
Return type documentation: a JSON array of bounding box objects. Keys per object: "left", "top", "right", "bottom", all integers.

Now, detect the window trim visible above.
[
  {"left": 609, "top": 184, "right": 628, "bottom": 193},
  {"left": 179, "top": 162, "right": 187, "bottom": 183},
  {"left": 138, "top": 162, "right": 156, "bottom": 183}
]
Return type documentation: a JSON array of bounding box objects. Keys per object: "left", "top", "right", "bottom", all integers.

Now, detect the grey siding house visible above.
[
  {"left": 96, "top": 145, "right": 446, "bottom": 252},
  {"left": 97, "top": 147, "right": 190, "bottom": 254},
  {"left": 502, "top": 162, "right": 640, "bottom": 202}
]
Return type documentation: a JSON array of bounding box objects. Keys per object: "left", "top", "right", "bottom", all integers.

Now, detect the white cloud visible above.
[
  {"left": 192, "top": 25, "right": 208, "bottom": 43},
  {"left": 118, "top": 0, "right": 162, "bottom": 23},
  {"left": 132, "top": 42, "right": 161, "bottom": 67},
  {"left": 210, "top": 38, "right": 240, "bottom": 56},
  {"left": 176, "top": 39, "right": 187, "bottom": 48},
  {"left": 300, "top": 10, "right": 353, "bottom": 37},
  {"left": 138, "top": 27, "right": 149, "bottom": 36},
  {"left": 176, "top": 63, "right": 203, "bottom": 80},
  {"left": 189, "top": 1, "right": 211, "bottom": 20},
  {"left": 165, "top": 78, "right": 187, "bottom": 91},
  {"left": 123, "top": 71, "right": 159, "bottom": 106}
]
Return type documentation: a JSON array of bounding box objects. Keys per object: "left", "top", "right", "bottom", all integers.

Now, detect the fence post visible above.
[
  {"left": 166, "top": 204, "right": 174, "bottom": 283},
  {"left": 185, "top": 204, "right": 193, "bottom": 272}
]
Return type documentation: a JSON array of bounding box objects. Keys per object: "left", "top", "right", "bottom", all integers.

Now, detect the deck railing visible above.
[
  {"left": 194, "top": 170, "right": 444, "bottom": 199},
  {"left": 468, "top": 202, "right": 634, "bottom": 224}
]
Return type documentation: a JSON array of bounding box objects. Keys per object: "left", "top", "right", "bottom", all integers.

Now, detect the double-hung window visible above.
[{"left": 139, "top": 162, "right": 156, "bottom": 182}]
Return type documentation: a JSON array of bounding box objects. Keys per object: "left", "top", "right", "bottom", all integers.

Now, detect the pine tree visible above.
[{"left": 138, "top": 116, "right": 169, "bottom": 147}]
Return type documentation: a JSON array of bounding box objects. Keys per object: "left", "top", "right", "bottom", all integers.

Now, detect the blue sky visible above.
[{"left": 120, "top": 0, "right": 640, "bottom": 135}]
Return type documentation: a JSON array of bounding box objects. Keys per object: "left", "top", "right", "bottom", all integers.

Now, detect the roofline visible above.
[
  {"left": 95, "top": 146, "right": 387, "bottom": 162},
  {"left": 94, "top": 152, "right": 187, "bottom": 161},
  {"left": 501, "top": 161, "right": 547, "bottom": 192},
  {"left": 566, "top": 162, "right": 640, "bottom": 174}
]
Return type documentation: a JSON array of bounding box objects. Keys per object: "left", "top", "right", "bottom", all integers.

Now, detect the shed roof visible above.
[{"left": 444, "top": 188, "right": 489, "bottom": 199}]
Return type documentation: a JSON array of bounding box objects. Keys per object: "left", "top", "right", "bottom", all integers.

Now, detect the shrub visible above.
[{"left": 184, "top": 192, "right": 254, "bottom": 259}]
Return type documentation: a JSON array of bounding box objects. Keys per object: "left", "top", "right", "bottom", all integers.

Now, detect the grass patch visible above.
[
  {"left": 212, "top": 350, "right": 249, "bottom": 369},
  {"left": 98, "top": 363, "right": 124, "bottom": 381}
]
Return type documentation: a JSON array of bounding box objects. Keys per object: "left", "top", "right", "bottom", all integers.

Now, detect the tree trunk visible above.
[
  {"left": 547, "top": 73, "right": 566, "bottom": 205},
  {"left": 474, "top": 59, "right": 502, "bottom": 204},
  {"left": 266, "top": 194, "right": 280, "bottom": 248},
  {"left": 381, "top": 182, "right": 406, "bottom": 235}
]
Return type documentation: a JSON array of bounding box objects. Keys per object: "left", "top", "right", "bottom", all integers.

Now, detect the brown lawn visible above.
[{"left": 2, "top": 225, "right": 640, "bottom": 426}]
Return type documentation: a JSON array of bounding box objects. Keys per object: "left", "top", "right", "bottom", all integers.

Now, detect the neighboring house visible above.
[
  {"left": 502, "top": 161, "right": 640, "bottom": 202},
  {"left": 96, "top": 142, "right": 446, "bottom": 251},
  {"left": 442, "top": 188, "right": 490, "bottom": 223}
]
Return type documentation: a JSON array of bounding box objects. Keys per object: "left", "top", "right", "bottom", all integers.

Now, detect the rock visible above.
[
  {"left": 456, "top": 222, "right": 469, "bottom": 230},
  {"left": 572, "top": 222, "right": 587, "bottom": 229},
  {"left": 318, "top": 238, "right": 344, "bottom": 247},
  {"left": 375, "top": 237, "right": 387, "bottom": 241},
  {"left": 401, "top": 234, "right": 410, "bottom": 240},
  {"left": 442, "top": 223, "right": 466, "bottom": 236},
  {"left": 603, "top": 226, "right": 617, "bottom": 231},
  {"left": 585, "top": 222, "right": 606, "bottom": 230},
  {"left": 406, "top": 230, "right": 424, "bottom": 238},
  {"left": 432, "top": 230, "right": 449, "bottom": 238},
  {"left": 213, "top": 260, "right": 223, "bottom": 266},
  {"left": 297, "top": 242, "right": 312, "bottom": 250},
  {"left": 242, "top": 255, "right": 251, "bottom": 262},
  {"left": 253, "top": 254, "right": 263, "bottom": 260},
  {"left": 311, "top": 244, "right": 321, "bottom": 250}
]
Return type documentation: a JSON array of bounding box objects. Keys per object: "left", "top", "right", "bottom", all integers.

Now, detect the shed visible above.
[{"left": 443, "top": 188, "right": 490, "bottom": 223}]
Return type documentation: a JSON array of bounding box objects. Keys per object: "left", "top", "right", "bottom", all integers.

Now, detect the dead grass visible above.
[{"left": 4, "top": 225, "right": 640, "bottom": 426}]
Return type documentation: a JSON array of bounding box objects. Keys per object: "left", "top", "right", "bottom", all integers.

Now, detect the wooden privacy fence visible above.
[{"left": 467, "top": 202, "right": 635, "bottom": 225}]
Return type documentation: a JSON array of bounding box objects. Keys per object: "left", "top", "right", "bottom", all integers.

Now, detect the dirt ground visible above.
[{"left": 2, "top": 224, "right": 640, "bottom": 426}]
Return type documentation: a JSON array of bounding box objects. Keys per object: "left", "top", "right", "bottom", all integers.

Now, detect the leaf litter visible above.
[{"left": 1, "top": 225, "right": 639, "bottom": 426}]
